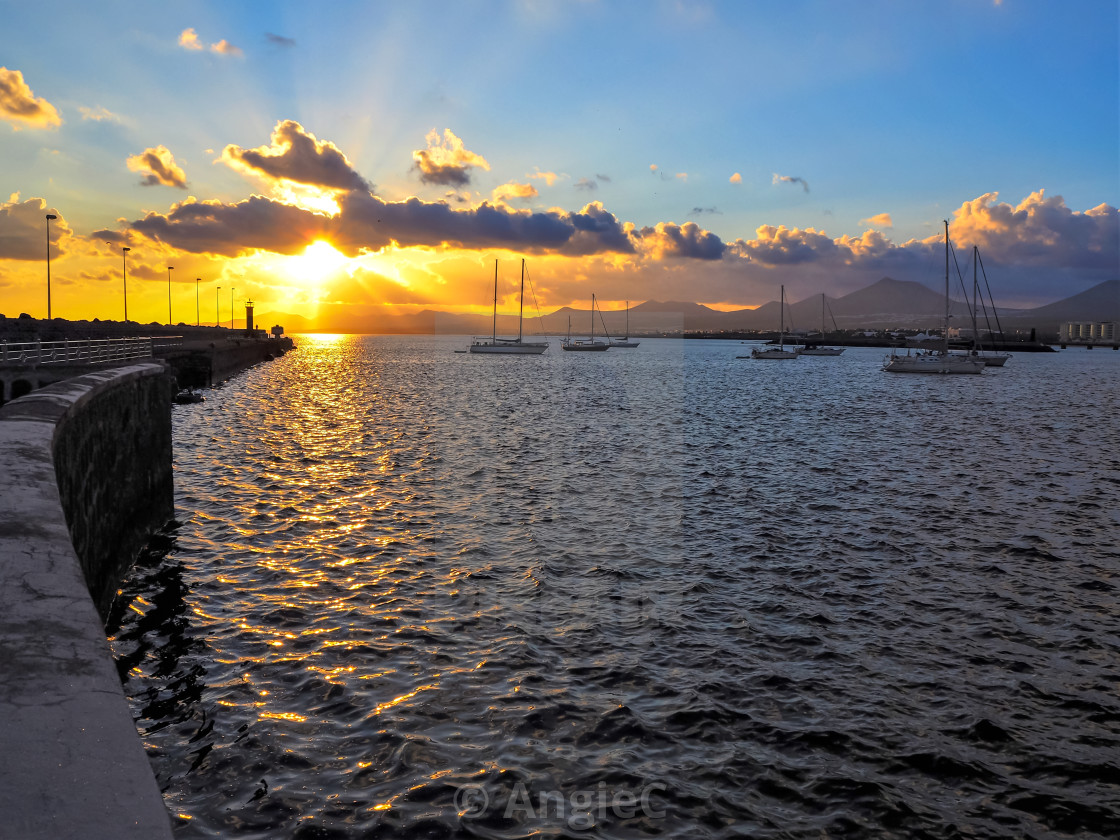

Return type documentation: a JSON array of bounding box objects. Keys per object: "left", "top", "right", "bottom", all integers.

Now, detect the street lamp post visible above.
[
  {"left": 216, "top": 286, "right": 221, "bottom": 328},
  {"left": 45, "top": 213, "right": 57, "bottom": 319},
  {"left": 122, "top": 246, "right": 131, "bottom": 322},
  {"left": 230, "top": 286, "right": 236, "bottom": 330},
  {"left": 196, "top": 278, "right": 200, "bottom": 326},
  {"left": 167, "top": 266, "right": 174, "bottom": 325}
]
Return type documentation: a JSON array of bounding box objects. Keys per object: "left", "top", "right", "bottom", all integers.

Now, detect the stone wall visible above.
[{"left": 0, "top": 363, "right": 173, "bottom": 838}]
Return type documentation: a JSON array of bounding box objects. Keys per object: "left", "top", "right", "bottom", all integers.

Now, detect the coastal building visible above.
[{"left": 1060, "top": 322, "right": 1118, "bottom": 344}]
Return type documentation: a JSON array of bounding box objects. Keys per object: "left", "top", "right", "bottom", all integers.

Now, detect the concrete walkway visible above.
[{"left": 0, "top": 369, "right": 172, "bottom": 839}]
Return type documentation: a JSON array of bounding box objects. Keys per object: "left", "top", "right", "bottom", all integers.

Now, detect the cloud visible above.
[
  {"left": 860, "top": 212, "right": 893, "bottom": 228},
  {"left": 266, "top": 33, "right": 296, "bottom": 48},
  {"left": 127, "top": 146, "right": 188, "bottom": 188},
  {"left": 0, "top": 194, "right": 69, "bottom": 259},
  {"left": 690, "top": 207, "right": 721, "bottom": 216},
  {"left": 596, "top": 174, "right": 612, "bottom": 183},
  {"left": 103, "top": 195, "right": 335, "bottom": 257},
  {"left": 729, "top": 173, "right": 742, "bottom": 184},
  {"left": 531, "top": 169, "right": 563, "bottom": 187},
  {"left": 675, "top": 173, "right": 688, "bottom": 182},
  {"left": 635, "top": 221, "right": 725, "bottom": 260},
  {"left": 649, "top": 164, "right": 658, "bottom": 173},
  {"left": 772, "top": 173, "right": 809, "bottom": 193},
  {"left": 412, "top": 129, "right": 490, "bottom": 186},
  {"left": 492, "top": 182, "right": 538, "bottom": 203},
  {"left": 220, "top": 120, "right": 372, "bottom": 193},
  {"left": 0, "top": 67, "right": 62, "bottom": 129},
  {"left": 179, "top": 28, "right": 243, "bottom": 56},
  {"left": 78, "top": 105, "right": 120, "bottom": 122},
  {"left": 574, "top": 177, "right": 598, "bottom": 191},
  {"left": 949, "top": 190, "right": 1119, "bottom": 272},
  {"left": 211, "top": 39, "right": 243, "bottom": 56},
  {"left": 178, "top": 28, "right": 204, "bottom": 50},
  {"left": 113, "top": 191, "right": 636, "bottom": 260},
  {"left": 741, "top": 224, "right": 837, "bottom": 264}
]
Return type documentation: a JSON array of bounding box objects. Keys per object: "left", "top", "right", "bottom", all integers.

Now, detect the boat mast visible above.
[
  {"left": 943, "top": 220, "right": 950, "bottom": 355},
  {"left": 491, "top": 259, "right": 498, "bottom": 343},
  {"left": 591, "top": 294, "right": 596, "bottom": 341},
  {"left": 518, "top": 258, "right": 525, "bottom": 342},
  {"left": 779, "top": 285, "right": 785, "bottom": 349},
  {"left": 972, "top": 245, "right": 980, "bottom": 351}
]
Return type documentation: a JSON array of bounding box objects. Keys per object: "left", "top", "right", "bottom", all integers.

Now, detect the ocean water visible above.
[{"left": 109, "top": 335, "right": 1120, "bottom": 839}]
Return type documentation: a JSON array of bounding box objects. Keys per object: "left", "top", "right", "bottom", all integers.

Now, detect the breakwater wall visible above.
[
  {"left": 0, "top": 363, "right": 173, "bottom": 839},
  {"left": 159, "top": 335, "right": 294, "bottom": 388}
]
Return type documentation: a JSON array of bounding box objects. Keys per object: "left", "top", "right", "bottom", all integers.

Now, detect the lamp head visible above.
[{"left": 46, "top": 214, "right": 57, "bottom": 220}]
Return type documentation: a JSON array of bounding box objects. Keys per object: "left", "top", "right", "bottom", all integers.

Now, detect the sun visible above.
[{"left": 290, "top": 241, "right": 351, "bottom": 283}]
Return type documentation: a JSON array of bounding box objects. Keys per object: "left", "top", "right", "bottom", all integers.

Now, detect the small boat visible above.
[
  {"left": 610, "top": 301, "right": 640, "bottom": 348},
  {"left": 174, "top": 388, "right": 204, "bottom": 404},
  {"left": 797, "top": 294, "right": 845, "bottom": 356},
  {"left": 562, "top": 294, "right": 611, "bottom": 351},
  {"left": 469, "top": 259, "right": 549, "bottom": 355},
  {"left": 752, "top": 285, "right": 799, "bottom": 360},
  {"left": 883, "top": 222, "right": 985, "bottom": 374}
]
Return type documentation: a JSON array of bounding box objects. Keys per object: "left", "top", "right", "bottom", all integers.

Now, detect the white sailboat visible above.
[
  {"left": 964, "top": 246, "right": 1011, "bottom": 367},
  {"left": 562, "top": 293, "right": 611, "bottom": 351},
  {"left": 798, "top": 293, "right": 845, "bottom": 356},
  {"left": 469, "top": 259, "right": 549, "bottom": 354},
  {"left": 882, "top": 222, "right": 984, "bottom": 374},
  {"left": 752, "top": 285, "right": 799, "bottom": 360},
  {"left": 610, "top": 300, "right": 640, "bottom": 348}
]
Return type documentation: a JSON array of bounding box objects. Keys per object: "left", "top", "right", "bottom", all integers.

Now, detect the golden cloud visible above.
[
  {"left": 412, "top": 129, "right": 490, "bottom": 186},
  {"left": 0, "top": 67, "right": 62, "bottom": 129},
  {"left": 127, "top": 146, "right": 188, "bottom": 188}
]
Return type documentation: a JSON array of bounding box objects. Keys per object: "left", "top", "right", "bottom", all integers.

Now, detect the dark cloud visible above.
[
  {"left": 636, "top": 222, "right": 726, "bottom": 260},
  {"left": 596, "top": 174, "right": 611, "bottom": 183},
  {"left": 112, "top": 193, "right": 634, "bottom": 259},
  {"left": 690, "top": 207, "right": 721, "bottom": 216},
  {"left": 773, "top": 173, "right": 810, "bottom": 193},
  {"left": 412, "top": 129, "right": 489, "bottom": 186},
  {"left": 102, "top": 196, "right": 333, "bottom": 257},
  {"left": 127, "top": 146, "right": 188, "bottom": 188},
  {"left": 220, "top": 120, "right": 372, "bottom": 193},
  {"left": 574, "top": 178, "right": 598, "bottom": 191},
  {"left": 0, "top": 195, "right": 68, "bottom": 259},
  {"left": 266, "top": 33, "right": 296, "bottom": 47}
]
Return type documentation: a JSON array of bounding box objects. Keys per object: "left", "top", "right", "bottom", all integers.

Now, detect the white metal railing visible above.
[{"left": 0, "top": 337, "right": 183, "bottom": 367}]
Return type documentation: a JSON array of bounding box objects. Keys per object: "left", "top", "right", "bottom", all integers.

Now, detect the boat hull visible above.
[
  {"left": 469, "top": 341, "right": 548, "bottom": 355},
  {"left": 798, "top": 347, "right": 844, "bottom": 356},
  {"left": 882, "top": 353, "right": 985, "bottom": 374},
  {"left": 752, "top": 349, "right": 799, "bottom": 360},
  {"left": 610, "top": 341, "right": 640, "bottom": 348},
  {"left": 562, "top": 341, "right": 610, "bottom": 351}
]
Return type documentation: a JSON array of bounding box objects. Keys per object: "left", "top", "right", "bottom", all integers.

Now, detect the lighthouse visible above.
[{"left": 245, "top": 299, "right": 255, "bottom": 334}]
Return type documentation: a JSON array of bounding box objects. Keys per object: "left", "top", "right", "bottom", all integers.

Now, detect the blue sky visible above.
[{"left": 1, "top": 0, "right": 1116, "bottom": 326}]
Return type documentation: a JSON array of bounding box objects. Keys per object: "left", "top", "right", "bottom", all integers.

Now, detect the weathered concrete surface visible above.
[{"left": 0, "top": 365, "right": 173, "bottom": 839}]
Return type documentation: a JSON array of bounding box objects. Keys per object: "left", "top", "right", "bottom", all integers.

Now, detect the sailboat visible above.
[
  {"left": 610, "top": 300, "right": 640, "bottom": 348},
  {"left": 751, "top": 285, "right": 799, "bottom": 359},
  {"left": 963, "top": 246, "right": 1011, "bottom": 367},
  {"left": 468, "top": 259, "right": 549, "bottom": 354},
  {"left": 562, "top": 293, "right": 610, "bottom": 351},
  {"left": 882, "top": 222, "right": 985, "bottom": 374},
  {"left": 797, "top": 293, "right": 844, "bottom": 356}
]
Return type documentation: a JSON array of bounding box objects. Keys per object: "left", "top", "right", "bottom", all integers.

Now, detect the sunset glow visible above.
[{"left": 0, "top": 2, "right": 1115, "bottom": 329}]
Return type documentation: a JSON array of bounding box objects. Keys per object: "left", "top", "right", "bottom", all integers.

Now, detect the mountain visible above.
[
  {"left": 261, "top": 277, "right": 1118, "bottom": 336},
  {"left": 998, "top": 279, "right": 1119, "bottom": 333}
]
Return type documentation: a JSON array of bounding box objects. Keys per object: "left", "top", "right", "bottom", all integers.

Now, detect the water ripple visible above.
[{"left": 109, "top": 337, "right": 1120, "bottom": 839}]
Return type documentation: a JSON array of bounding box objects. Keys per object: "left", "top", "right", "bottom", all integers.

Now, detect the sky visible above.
[{"left": 1, "top": 0, "right": 1117, "bottom": 329}]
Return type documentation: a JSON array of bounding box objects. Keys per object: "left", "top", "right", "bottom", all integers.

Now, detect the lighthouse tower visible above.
[{"left": 245, "top": 299, "right": 255, "bottom": 334}]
